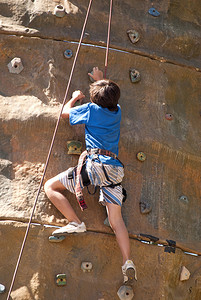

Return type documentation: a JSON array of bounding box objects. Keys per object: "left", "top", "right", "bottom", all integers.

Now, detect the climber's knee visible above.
[{"left": 44, "top": 176, "right": 66, "bottom": 194}]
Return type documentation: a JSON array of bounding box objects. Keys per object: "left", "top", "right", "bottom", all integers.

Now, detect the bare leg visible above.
[
  {"left": 106, "top": 203, "right": 130, "bottom": 264},
  {"left": 44, "top": 176, "right": 81, "bottom": 224}
]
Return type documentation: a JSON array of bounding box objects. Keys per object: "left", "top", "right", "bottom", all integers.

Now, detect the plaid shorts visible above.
[{"left": 57, "top": 158, "right": 124, "bottom": 206}]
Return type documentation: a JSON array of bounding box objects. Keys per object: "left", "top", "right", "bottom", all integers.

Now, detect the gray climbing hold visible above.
[
  {"left": 130, "top": 69, "right": 141, "bottom": 83},
  {"left": 165, "top": 113, "right": 173, "bottom": 121},
  {"left": 104, "top": 217, "right": 110, "bottom": 227},
  {"left": 179, "top": 195, "right": 188, "bottom": 204},
  {"left": 54, "top": 5, "right": 66, "bottom": 18},
  {"left": 117, "top": 285, "right": 134, "bottom": 300},
  {"left": 127, "top": 30, "right": 140, "bottom": 44},
  {"left": 64, "top": 49, "right": 73, "bottom": 59},
  {"left": 7, "top": 57, "right": 24, "bottom": 74},
  {"left": 148, "top": 8, "right": 160, "bottom": 17},
  {"left": 139, "top": 202, "right": 152, "bottom": 214},
  {"left": 81, "top": 262, "right": 93, "bottom": 272},
  {"left": 49, "top": 235, "right": 66, "bottom": 243},
  {"left": 0, "top": 284, "right": 6, "bottom": 294}
]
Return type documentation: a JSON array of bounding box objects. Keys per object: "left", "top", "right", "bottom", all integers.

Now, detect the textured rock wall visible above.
[{"left": 0, "top": 1, "right": 201, "bottom": 299}]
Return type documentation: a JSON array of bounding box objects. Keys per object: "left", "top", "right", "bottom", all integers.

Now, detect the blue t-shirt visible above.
[{"left": 69, "top": 102, "right": 122, "bottom": 166}]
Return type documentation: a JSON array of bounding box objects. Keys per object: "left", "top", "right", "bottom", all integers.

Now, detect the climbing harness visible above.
[
  {"left": 6, "top": 0, "right": 94, "bottom": 298},
  {"left": 87, "top": 149, "right": 127, "bottom": 202},
  {"left": 74, "top": 148, "right": 126, "bottom": 210}
]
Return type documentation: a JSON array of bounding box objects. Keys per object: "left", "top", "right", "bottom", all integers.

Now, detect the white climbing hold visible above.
[
  {"left": 7, "top": 57, "right": 24, "bottom": 74},
  {"left": 180, "top": 266, "right": 190, "bottom": 281},
  {"left": 81, "top": 262, "right": 93, "bottom": 272},
  {"left": 54, "top": 5, "right": 66, "bottom": 18},
  {"left": 0, "top": 283, "right": 6, "bottom": 294},
  {"left": 117, "top": 285, "right": 134, "bottom": 300}
]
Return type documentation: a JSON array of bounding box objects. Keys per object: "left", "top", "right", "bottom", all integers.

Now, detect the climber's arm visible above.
[{"left": 61, "top": 90, "right": 85, "bottom": 119}]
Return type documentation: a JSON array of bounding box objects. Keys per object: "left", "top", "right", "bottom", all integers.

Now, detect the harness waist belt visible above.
[
  {"left": 75, "top": 148, "right": 124, "bottom": 211},
  {"left": 88, "top": 148, "right": 117, "bottom": 159},
  {"left": 87, "top": 148, "right": 124, "bottom": 166}
]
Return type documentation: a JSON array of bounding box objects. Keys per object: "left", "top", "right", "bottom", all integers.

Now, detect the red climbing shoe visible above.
[
  {"left": 52, "top": 222, "right": 86, "bottom": 236},
  {"left": 122, "top": 260, "right": 137, "bottom": 286}
]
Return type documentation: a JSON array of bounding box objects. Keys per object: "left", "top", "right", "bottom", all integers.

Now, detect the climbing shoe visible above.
[
  {"left": 52, "top": 222, "right": 86, "bottom": 236},
  {"left": 122, "top": 260, "right": 137, "bottom": 286}
]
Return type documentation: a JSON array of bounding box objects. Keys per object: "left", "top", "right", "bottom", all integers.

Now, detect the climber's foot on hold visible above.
[
  {"left": 122, "top": 260, "right": 137, "bottom": 286},
  {"left": 52, "top": 222, "right": 86, "bottom": 236}
]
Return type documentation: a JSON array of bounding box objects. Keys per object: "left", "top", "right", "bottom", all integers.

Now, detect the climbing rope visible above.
[
  {"left": 104, "top": 0, "right": 113, "bottom": 78},
  {"left": 6, "top": 0, "right": 93, "bottom": 298}
]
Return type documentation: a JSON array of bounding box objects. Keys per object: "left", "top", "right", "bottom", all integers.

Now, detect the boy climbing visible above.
[{"left": 44, "top": 67, "right": 137, "bottom": 286}]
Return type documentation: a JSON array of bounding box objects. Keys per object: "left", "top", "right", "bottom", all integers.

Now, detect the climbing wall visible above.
[{"left": 0, "top": 0, "right": 201, "bottom": 299}]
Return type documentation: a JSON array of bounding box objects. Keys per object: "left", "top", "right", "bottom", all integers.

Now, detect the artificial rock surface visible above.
[
  {"left": 0, "top": 1, "right": 201, "bottom": 299},
  {"left": 1, "top": 221, "right": 201, "bottom": 300}
]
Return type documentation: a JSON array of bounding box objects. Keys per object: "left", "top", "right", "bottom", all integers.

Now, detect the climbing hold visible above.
[
  {"left": 54, "top": 5, "right": 66, "bottom": 18},
  {"left": 67, "top": 141, "right": 82, "bottom": 155},
  {"left": 7, "top": 57, "right": 24, "bottom": 74},
  {"left": 127, "top": 30, "right": 140, "bottom": 44},
  {"left": 137, "top": 152, "right": 146, "bottom": 162},
  {"left": 179, "top": 195, "right": 188, "bottom": 203},
  {"left": 165, "top": 114, "right": 173, "bottom": 121},
  {"left": 0, "top": 284, "right": 6, "bottom": 294},
  {"left": 55, "top": 274, "right": 67, "bottom": 286},
  {"left": 129, "top": 69, "right": 140, "bottom": 83},
  {"left": 81, "top": 262, "right": 93, "bottom": 272},
  {"left": 180, "top": 266, "right": 190, "bottom": 281},
  {"left": 104, "top": 217, "right": 110, "bottom": 227},
  {"left": 148, "top": 8, "right": 160, "bottom": 17},
  {"left": 49, "top": 235, "right": 66, "bottom": 243},
  {"left": 139, "top": 202, "right": 152, "bottom": 214},
  {"left": 64, "top": 49, "right": 73, "bottom": 59},
  {"left": 117, "top": 285, "right": 134, "bottom": 300}
]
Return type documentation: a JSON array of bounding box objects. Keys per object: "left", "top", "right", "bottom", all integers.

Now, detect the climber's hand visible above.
[
  {"left": 88, "top": 67, "right": 103, "bottom": 81},
  {"left": 72, "top": 90, "right": 85, "bottom": 101}
]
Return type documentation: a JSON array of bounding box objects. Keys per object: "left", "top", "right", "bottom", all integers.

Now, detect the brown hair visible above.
[{"left": 89, "top": 79, "right": 120, "bottom": 111}]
